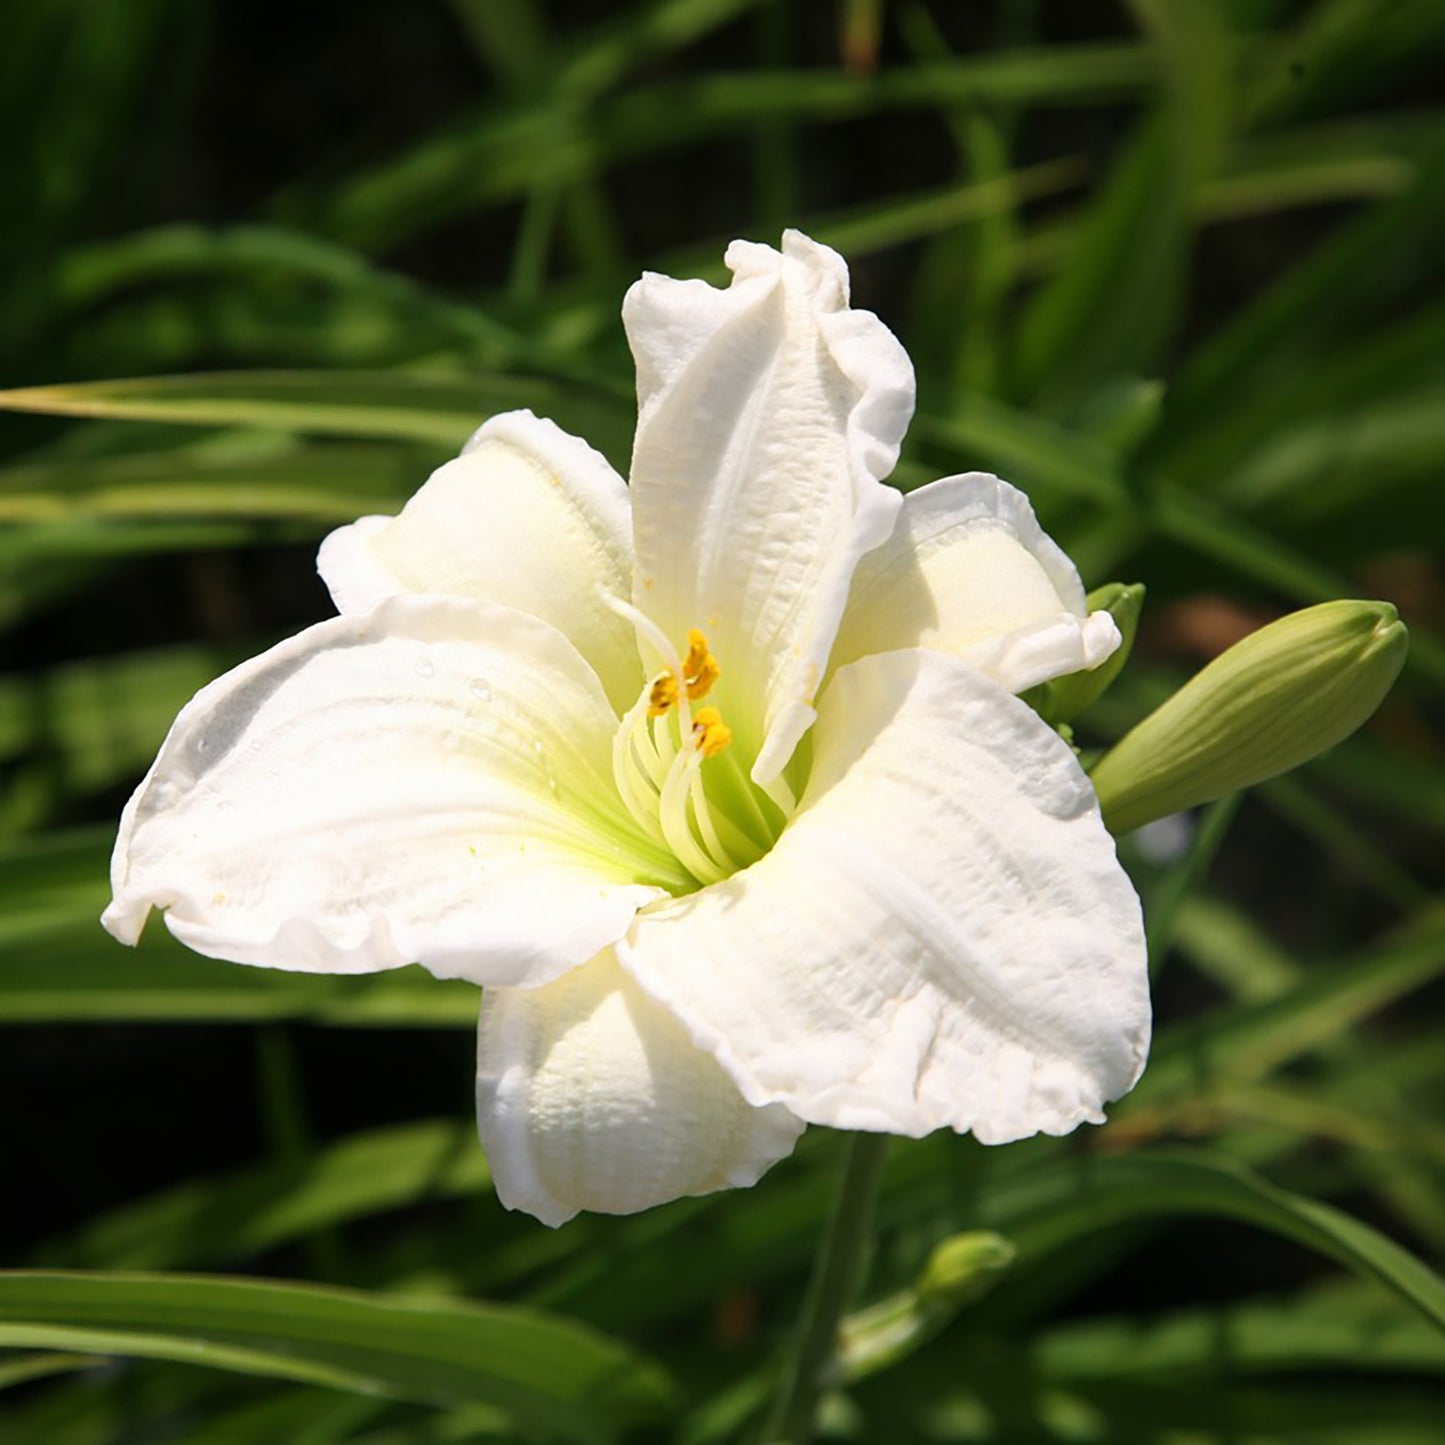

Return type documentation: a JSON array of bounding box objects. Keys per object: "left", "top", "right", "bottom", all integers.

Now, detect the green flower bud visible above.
[
  {"left": 917, "top": 1230, "right": 1017, "bottom": 1304},
  {"left": 1028, "top": 582, "right": 1146, "bottom": 726},
  {"left": 1091, "top": 600, "right": 1407, "bottom": 836},
  {"left": 839, "top": 1232, "right": 1014, "bottom": 1381}
]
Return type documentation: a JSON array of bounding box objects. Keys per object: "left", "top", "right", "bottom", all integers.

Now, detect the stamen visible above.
[
  {"left": 691, "top": 706, "right": 732, "bottom": 758},
  {"left": 603, "top": 590, "right": 763, "bottom": 887},
  {"left": 659, "top": 746, "right": 729, "bottom": 884},
  {"left": 682, "top": 629, "right": 721, "bottom": 701},
  {"left": 640, "top": 714, "right": 673, "bottom": 787},
  {"left": 641, "top": 631, "right": 717, "bottom": 720},
  {"left": 648, "top": 673, "right": 678, "bottom": 716},
  {"left": 610, "top": 692, "right": 667, "bottom": 843},
  {"left": 599, "top": 591, "right": 684, "bottom": 679},
  {"left": 689, "top": 767, "right": 738, "bottom": 874}
]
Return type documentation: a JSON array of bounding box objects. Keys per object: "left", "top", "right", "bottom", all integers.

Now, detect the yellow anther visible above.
[
  {"left": 691, "top": 706, "right": 732, "bottom": 758},
  {"left": 683, "top": 629, "right": 720, "bottom": 701},
  {"left": 645, "top": 630, "right": 719, "bottom": 718},
  {"left": 648, "top": 673, "right": 679, "bottom": 717}
]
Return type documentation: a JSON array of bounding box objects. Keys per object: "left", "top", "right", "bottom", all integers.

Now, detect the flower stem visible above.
[{"left": 761, "top": 1131, "right": 889, "bottom": 1443}]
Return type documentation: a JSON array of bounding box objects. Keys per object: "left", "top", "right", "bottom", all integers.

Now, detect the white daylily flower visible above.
[{"left": 104, "top": 232, "right": 1149, "bottom": 1228}]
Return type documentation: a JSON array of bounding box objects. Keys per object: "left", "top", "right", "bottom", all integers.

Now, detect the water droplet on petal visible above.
[
  {"left": 532, "top": 738, "right": 558, "bottom": 795},
  {"left": 469, "top": 678, "right": 492, "bottom": 702},
  {"left": 414, "top": 656, "right": 435, "bottom": 678}
]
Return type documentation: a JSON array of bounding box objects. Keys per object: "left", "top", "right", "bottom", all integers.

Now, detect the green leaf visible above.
[
  {"left": 1129, "top": 906, "right": 1445, "bottom": 1104},
  {"left": 1244, "top": 0, "right": 1445, "bottom": 126},
  {"left": 1008, "top": 0, "right": 1231, "bottom": 402},
  {"left": 808, "top": 161, "right": 1087, "bottom": 270},
  {"left": 1198, "top": 117, "right": 1435, "bottom": 221},
  {"left": 532, "top": 160, "right": 1092, "bottom": 359},
  {"left": 1170, "top": 893, "right": 1304, "bottom": 1002},
  {"left": 910, "top": 392, "right": 1128, "bottom": 509},
  {"left": 160, "top": 1385, "right": 397, "bottom": 1445},
  {"left": 1141, "top": 794, "right": 1242, "bottom": 965},
  {"left": 0, "top": 1272, "right": 676, "bottom": 1440},
  {"left": 0, "top": 1351, "right": 101, "bottom": 1392},
  {"left": 0, "top": 370, "right": 632, "bottom": 462},
  {"left": 0, "top": 646, "right": 247, "bottom": 803},
  {"left": 38, "top": 223, "right": 543, "bottom": 370},
  {"left": 440, "top": 0, "right": 550, "bottom": 87},
  {"left": 0, "top": 372, "right": 470, "bottom": 442},
  {"left": 0, "top": 520, "right": 307, "bottom": 583},
  {"left": 1259, "top": 773, "right": 1430, "bottom": 909},
  {"left": 1210, "top": 386, "right": 1445, "bottom": 516},
  {"left": 1146, "top": 486, "right": 1445, "bottom": 688},
  {"left": 1167, "top": 145, "right": 1445, "bottom": 428},
  {"left": 1326, "top": 736, "right": 1445, "bottom": 836},
  {"left": 42, "top": 1120, "right": 488, "bottom": 1272},
  {"left": 0, "top": 931, "right": 475, "bottom": 1028},
  {"left": 1213, "top": 1080, "right": 1445, "bottom": 1170},
  {"left": 0, "top": 440, "right": 428, "bottom": 526},
  {"left": 1035, "top": 1284, "right": 1445, "bottom": 1380},
  {"left": 295, "top": 45, "right": 1154, "bottom": 252},
  {"left": 990, "top": 1149, "right": 1445, "bottom": 1329}
]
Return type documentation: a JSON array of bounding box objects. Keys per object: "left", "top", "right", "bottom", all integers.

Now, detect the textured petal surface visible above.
[
  {"left": 832, "top": 473, "right": 1120, "bottom": 693},
  {"left": 618, "top": 649, "right": 1149, "bottom": 1143},
  {"left": 624, "top": 230, "right": 914, "bottom": 784},
  {"left": 104, "top": 596, "right": 674, "bottom": 985},
  {"left": 318, "top": 409, "right": 642, "bottom": 711},
  {"left": 477, "top": 950, "right": 804, "bottom": 1227}
]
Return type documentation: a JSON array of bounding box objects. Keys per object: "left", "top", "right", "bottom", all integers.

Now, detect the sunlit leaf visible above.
[{"left": 0, "top": 1272, "right": 677, "bottom": 1439}]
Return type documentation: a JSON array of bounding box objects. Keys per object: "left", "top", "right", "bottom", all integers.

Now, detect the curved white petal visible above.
[
  {"left": 618, "top": 649, "right": 1149, "bottom": 1144},
  {"left": 317, "top": 409, "right": 643, "bottom": 712},
  {"left": 832, "top": 473, "right": 1120, "bottom": 693},
  {"left": 103, "top": 596, "right": 676, "bottom": 986},
  {"left": 623, "top": 230, "right": 914, "bottom": 785},
  {"left": 477, "top": 950, "right": 803, "bottom": 1227}
]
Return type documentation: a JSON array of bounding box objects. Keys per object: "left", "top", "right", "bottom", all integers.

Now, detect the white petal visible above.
[
  {"left": 477, "top": 950, "right": 803, "bottom": 1227},
  {"left": 623, "top": 230, "right": 914, "bottom": 784},
  {"left": 104, "top": 596, "right": 675, "bottom": 986},
  {"left": 832, "top": 473, "right": 1120, "bottom": 693},
  {"left": 317, "top": 409, "right": 642, "bottom": 712},
  {"left": 618, "top": 648, "right": 1149, "bottom": 1144}
]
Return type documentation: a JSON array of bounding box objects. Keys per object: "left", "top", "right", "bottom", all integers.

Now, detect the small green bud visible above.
[
  {"left": 917, "top": 1230, "right": 1016, "bottom": 1304},
  {"left": 1091, "top": 599, "right": 1407, "bottom": 836},
  {"left": 1028, "top": 582, "right": 1145, "bottom": 726},
  {"left": 838, "top": 1232, "right": 1014, "bottom": 1381}
]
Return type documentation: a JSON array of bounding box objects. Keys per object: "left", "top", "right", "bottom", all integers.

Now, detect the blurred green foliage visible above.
[{"left": 1, "top": 1, "right": 1443, "bottom": 1440}]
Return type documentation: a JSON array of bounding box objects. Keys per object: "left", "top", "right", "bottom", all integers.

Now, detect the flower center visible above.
[{"left": 603, "top": 602, "right": 784, "bottom": 887}]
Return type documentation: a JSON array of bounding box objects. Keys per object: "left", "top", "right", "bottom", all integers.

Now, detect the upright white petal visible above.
[
  {"left": 104, "top": 596, "right": 675, "bottom": 986},
  {"left": 618, "top": 649, "right": 1149, "bottom": 1144},
  {"left": 832, "top": 473, "right": 1120, "bottom": 693},
  {"left": 477, "top": 950, "right": 804, "bottom": 1227},
  {"left": 624, "top": 230, "right": 914, "bottom": 785},
  {"left": 318, "top": 410, "right": 642, "bottom": 712}
]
